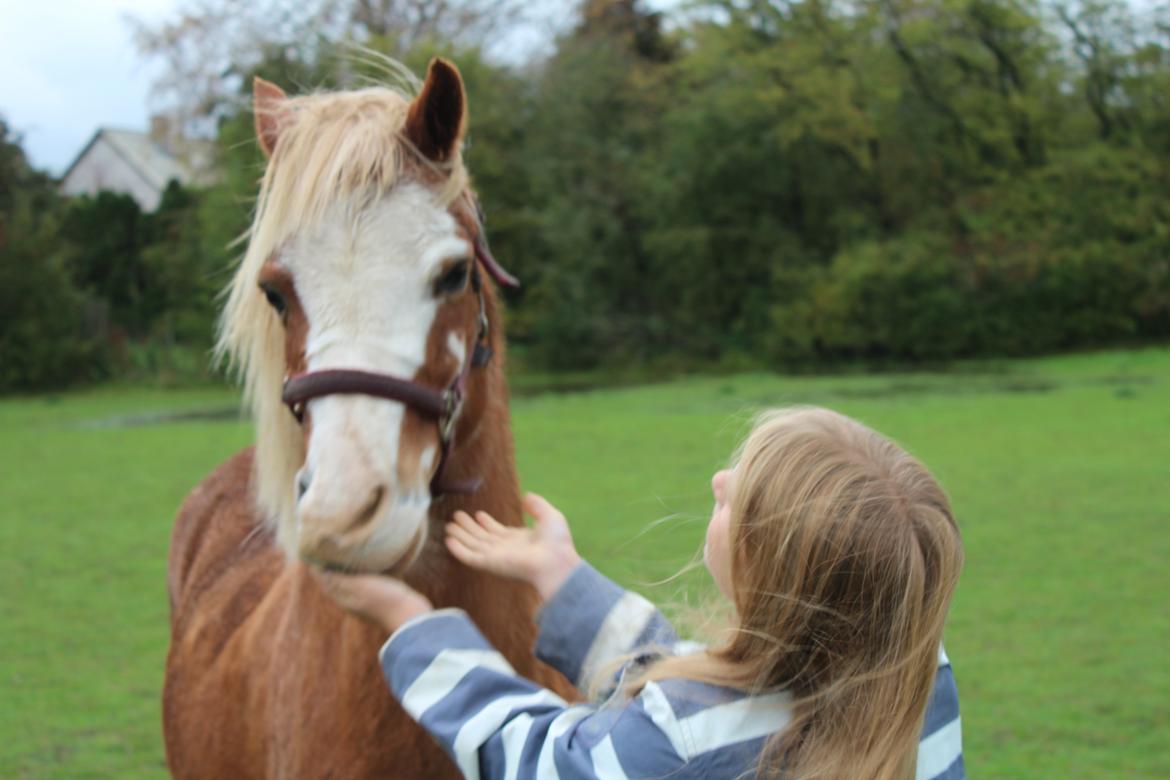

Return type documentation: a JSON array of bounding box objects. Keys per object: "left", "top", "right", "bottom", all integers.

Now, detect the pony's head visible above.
[{"left": 219, "top": 59, "right": 500, "bottom": 573}]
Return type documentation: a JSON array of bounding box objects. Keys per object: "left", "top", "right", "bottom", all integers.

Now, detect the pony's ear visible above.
[
  {"left": 253, "top": 76, "right": 288, "bottom": 158},
  {"left": 405, "top": 58, "right": 467, "bottom": 163}
]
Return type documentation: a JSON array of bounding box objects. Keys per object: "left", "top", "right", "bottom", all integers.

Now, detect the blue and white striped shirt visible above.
[{"left": 380, "top": 562, "right": 965, "bottom": 779}]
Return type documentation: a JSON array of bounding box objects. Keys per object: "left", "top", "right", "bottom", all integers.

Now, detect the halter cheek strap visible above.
[{"left": 474, "top": 233, "right": 519, "bottom": 289}]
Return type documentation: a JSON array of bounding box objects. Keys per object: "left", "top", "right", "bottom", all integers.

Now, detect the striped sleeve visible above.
[
  {"left": 916, "top": 646, "right": 965, "bottom": 780},
  {"left": 534, "top": 562, "right": 681, "bottom": 691},
  {"left": 380, "top": 608, "right": 687, "bottom": 780}
]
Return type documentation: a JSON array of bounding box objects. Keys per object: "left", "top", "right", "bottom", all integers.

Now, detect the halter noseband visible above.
[{"left": 280, "top": 235, "right": 518, "bottom": 497}]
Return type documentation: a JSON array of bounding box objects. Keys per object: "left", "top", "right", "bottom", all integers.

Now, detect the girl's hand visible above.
[
  {"left": 311, "top": 568, "right": 433, "bottom": 635},
  {"left": 446, "top": 492, "right": 582, "bottom": 602}
]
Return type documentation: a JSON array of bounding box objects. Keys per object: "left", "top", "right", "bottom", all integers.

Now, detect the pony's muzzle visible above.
[{"left": 296, "top": 483, "right": 388, "bottom": 565}]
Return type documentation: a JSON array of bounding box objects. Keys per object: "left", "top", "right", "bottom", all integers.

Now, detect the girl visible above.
[{"left": 317, "top": 407, "right": 965, "bottom": 779}]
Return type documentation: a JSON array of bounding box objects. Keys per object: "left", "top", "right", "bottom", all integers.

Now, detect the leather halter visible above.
[{"left": 281, "top": 232, "right": 518, "bottom": 497}]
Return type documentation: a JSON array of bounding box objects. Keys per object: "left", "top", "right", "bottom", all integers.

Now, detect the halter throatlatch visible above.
[{"left": 281, "top": 230, "right": 518, "bottom": 497}]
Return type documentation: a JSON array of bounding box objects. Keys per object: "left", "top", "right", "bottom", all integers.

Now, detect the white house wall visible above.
[{"left": 60, "top": 137, "right": 163, "bottom": 211}]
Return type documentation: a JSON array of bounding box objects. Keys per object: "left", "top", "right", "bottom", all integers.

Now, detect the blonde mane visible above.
[{"left": 216, "top": 80, "right": 470, "bottom": 551}]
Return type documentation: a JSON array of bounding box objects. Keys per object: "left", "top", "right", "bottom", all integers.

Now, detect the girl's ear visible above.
[
  {"left": 253, "top": 76, "right": 288, "bottom": 158},
  {"left": 404, "top": 58, "right": 467, "bottom": 163}
]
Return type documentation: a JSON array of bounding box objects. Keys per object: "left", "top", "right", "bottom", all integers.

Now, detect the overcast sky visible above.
[{"left": 1, "top": 0, "right": 181, "bottom": 175}]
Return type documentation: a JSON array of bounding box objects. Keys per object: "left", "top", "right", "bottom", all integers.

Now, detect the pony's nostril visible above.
[{"left": 297, "top": 472, "right": 311, "bottom": 500}]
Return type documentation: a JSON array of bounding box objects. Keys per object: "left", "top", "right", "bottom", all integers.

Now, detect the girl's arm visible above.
[
  {"left": 534, "top": 560, "right": 689, "bottom": 693},
  {"left": 446, "top": 495, "right": 695, "bottom": 692},
  {"left": 917, "top": 647, "right": 965, "bottom": 779},
  {"left": 382, "top": 607, "right": 690, "bottom": 779}
]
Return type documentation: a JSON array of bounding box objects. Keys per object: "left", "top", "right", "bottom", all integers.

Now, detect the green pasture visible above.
[{"left": 2, "top": 349, "right": 1168, "bottom": 778}]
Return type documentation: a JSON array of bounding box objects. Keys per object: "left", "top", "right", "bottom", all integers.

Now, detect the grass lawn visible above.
[{"left": 1, "top": 349, "right": 1167, "bottom": 778}]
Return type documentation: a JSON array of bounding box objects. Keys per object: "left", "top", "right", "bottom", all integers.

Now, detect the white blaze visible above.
[{"left": 282, "top": 183, "right": 473, "bottom": 571}]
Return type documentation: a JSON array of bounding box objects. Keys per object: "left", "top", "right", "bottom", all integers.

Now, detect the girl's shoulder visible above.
[
  {"left": 614, "top": 677, "right": 794, "bottom": 763},
  {"left": 618, "top": 648, "right": 961, "bottom": 771}
]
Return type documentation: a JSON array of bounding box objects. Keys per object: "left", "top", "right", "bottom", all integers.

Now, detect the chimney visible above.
[{"left": 150, "top": 114, "right": 172, "bottom": 153}]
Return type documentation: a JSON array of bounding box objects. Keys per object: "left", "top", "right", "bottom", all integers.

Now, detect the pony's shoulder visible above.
[{"left": 167, "top": 446, "right": 278, "bottom": 621}]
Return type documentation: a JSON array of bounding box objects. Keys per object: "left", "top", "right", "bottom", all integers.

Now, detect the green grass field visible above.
[{"left": 2, "top": 349, "right": 1168, "bottom": 778}]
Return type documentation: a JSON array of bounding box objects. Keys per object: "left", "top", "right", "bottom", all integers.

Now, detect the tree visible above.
[
  {"left": 516, "top": 0, "right": 680, "bottom": 366},
  {"left": 0, "top": 119, "right": 105, "bottom": 390},
  {"left": 118, "top": 0, "right": 1170, "bottom": 374},
  {"left": 60, "top": 192, "right": 150, "bottom": 335},
  {"left": 129, "top": 0, "right": 531, "bottom": 144}
]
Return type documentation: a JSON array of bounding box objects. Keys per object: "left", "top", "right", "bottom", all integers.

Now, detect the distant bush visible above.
[
  {"left": 0, "top": 209, "right": 108, "bottom": 390},
  {"left": 0, "top": 117, "right": 222, "bottom": 393},
  {"left": 771, "top": 234, "right": 973, "bottom": 362},
  {"left": 0, "top": 119, "right": 107, "bottom": 391},
  {"left": 768, "top": 147, "right": 1170, "bottom": 363}
]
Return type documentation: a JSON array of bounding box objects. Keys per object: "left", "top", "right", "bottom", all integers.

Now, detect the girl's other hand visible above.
[
  {"left": 311, "top": 568, "right": 434, "bottom": 635},
  {"left": 446, "top": 492, "right": 582, "bottom": 602}
]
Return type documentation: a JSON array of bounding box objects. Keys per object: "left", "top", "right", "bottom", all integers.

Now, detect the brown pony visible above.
[{"left": 163, "top": 59, "right": 574, "bottom": 778}]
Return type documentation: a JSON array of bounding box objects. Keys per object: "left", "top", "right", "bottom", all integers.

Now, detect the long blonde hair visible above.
[{"left": 628, "top": 407, "right": 963, "bottom": 779}]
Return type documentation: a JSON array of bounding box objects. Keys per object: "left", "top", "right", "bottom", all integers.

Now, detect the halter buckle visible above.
[{"left": 439, "top": 388, "right": 460, "bottom": 443}]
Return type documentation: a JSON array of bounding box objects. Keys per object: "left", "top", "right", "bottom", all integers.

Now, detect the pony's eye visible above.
[
  {"left": 259, "top": 282, "right": 287, "bottom": 316},
  {"left": 433, "top": 260, "right": 470, "bottom": 297}
]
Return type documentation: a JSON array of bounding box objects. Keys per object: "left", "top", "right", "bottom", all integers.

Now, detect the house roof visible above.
[{"left": 60, "top": 128, "right": 200, "bottom": 192}]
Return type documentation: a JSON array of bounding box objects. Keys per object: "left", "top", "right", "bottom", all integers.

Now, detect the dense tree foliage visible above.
[
  {"left": 3, "top": 0, "right": 1168, "bottom": 391},
  {"left": 0, "top": 120, "right": 105, "bottom": 390},
  {"left": 0, "top": 121, "right": 213, "bottom": 390},
  {"left": 490, "top": 0, "right": 1170, "bottom": 366}
]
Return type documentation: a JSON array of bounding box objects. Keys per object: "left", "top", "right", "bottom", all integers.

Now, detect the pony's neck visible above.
[
  {"left": 400, "top": 341, "right": 547, "bottom": 670},
  {"left": 299, "top": 315, "right": 545, "bottom": 677},
  {"left": 408, "top": 302, "right": 525, "bottom": 609}
]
